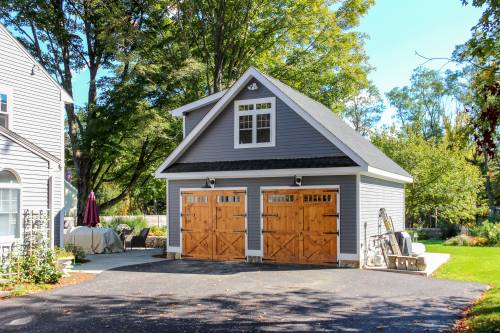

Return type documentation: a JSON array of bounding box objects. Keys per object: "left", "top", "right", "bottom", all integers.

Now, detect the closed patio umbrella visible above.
[
  {"left": 83, "top": 191, "right": 99, "bottom": 252},
  {"left": 83, "top": 191, "right": 100, "bottom": 227}
]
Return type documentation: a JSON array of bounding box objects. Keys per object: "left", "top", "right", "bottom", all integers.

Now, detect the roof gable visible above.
[
  {"left": 0, "top": 24, "right": 73, "bottom": 104},
  {"left": 155, "top": 67, "right": 412, "bottom": 182}
]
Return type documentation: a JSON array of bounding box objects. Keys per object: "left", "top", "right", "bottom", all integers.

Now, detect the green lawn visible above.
[{"left": 423, "top": 241, "right": 500, "bottom": 333}]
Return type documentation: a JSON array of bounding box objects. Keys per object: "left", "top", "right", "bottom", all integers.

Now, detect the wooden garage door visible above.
[
  {"left": 263, "top": 189, "right": 338, "bottom": 264},
  {"left": 182, "top": 190, "right": 246, "bottom": 261}
]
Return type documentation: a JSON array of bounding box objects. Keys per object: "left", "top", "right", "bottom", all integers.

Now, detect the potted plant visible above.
[{"left": 55, "top": 248, "right": 75, "bottom": 277}]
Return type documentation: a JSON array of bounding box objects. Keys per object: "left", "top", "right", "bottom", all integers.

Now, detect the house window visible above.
[
  {"left": 0, "top": 93, "right": 8, "bottom": 129},
  {"left": 217, "top": 195, "right": 241, "bottom": 203},
  {"left": 0, "top": 170, "right": 21, "bottom": 238},
  {"left": 186, "top": 195, "right": 208, "bottom": 204},
  {"left": 234, "top": 97, "right": 275, "bottom": 148},
  {"left": 268, "top": 194, "right": 294, "bottom": 203}
]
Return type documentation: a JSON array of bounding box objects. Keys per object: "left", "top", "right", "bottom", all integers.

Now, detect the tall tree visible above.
[
  {"left": 386, "top": 67, "right": 466, "bottom": 140},
  {"left": 0, "top": 0, "right": 193, "bottom": 222},
  {"left": 372, "top": 129, "right": 485, "bottom": 226},
  {"left": 175, "top": 0, "right": 374, "bottom": 111},
  {"left": 342, "top": 83, "right": 384, "bottom": 136}
]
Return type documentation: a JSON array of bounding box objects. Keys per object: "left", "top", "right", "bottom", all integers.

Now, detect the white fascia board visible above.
[
  {"left": 171, "top": 90, "right": 227, "bottom": 117},
  {"left": 157, "top": 166, "right": 363, "bottom": 180},
  {"left": 363, "top": 166, "right": 413, "bottom": 184}
]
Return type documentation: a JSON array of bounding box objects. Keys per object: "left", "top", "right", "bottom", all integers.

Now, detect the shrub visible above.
[
  {"left": 64, "top": 244, "right": 86, "bottom": 262},
  {"left": 54, "top": 247, "right": 75, "bottom": 260},
  {"left": 444, "top": 235, "right": 473, "bottom": 246},
  {"left": 149, "top": 226, "right": 166, "bottom": 236},
  {"left": 469, "top": 221, "right": 500, "bottom": 246},
  {"left": 10, "top": 248, "right": 62, "bottom": 284},
  {"left": 105, "top": 216, "right": 148, "bottom": 235}
]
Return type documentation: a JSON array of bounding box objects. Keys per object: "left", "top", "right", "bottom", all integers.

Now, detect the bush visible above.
[
  {"left": 64, "top": 244, "right": 86, "bottom": 262},
  {"left": 10, "top": 248, "right": 62, "bottom": 284},
  {"left": 149, "top": 226, "right": 166, "bottom": 236},
  {"left": 54, "top": 247, "right": 75, "bottom": 260},
  {"left": 103, "top": 216, "right": 148, "bottom": 235},
  {"left": 469, "top": 221, "right": 500, "bottom": 246},
  {"left": 444, "top": 235, "right": 491, "bottom": 247}
]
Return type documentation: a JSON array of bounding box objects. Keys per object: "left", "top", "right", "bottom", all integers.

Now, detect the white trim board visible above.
[{"left": 171, "top": 90, "right": 227, "bottom": 117}]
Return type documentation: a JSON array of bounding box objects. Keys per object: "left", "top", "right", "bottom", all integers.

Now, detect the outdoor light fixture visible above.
[
  {"left": 247, "top": 82, "right": 258, "bottom": 91},
  {"left": 205, "top": 177, "right": 216, "bottom": 188},
  {"left": 293, "top": 175, "right": 302, "bottom": 187},
  {"left": 31, "top": 65, "right": 40, "bottom": 75}
]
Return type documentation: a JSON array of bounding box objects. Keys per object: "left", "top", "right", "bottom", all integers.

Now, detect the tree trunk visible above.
[{"left": 482, "top": 147, "right": 494, "bottom": 209}]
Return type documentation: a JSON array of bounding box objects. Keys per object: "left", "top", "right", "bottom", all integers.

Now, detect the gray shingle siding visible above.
[
  {"left": 168, "top": 175, "right": 357, "bottom": 255},
  {"left": 359, "top": 176, "right": 405, "bottom": 260},
  {"left": 178, "top": 79, "right": 346, "bottom": 163}
]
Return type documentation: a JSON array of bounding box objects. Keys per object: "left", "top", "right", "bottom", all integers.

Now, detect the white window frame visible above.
[
  {"left": 0, "top": 168, "right": 22, "bottom": 244},
  {"left": 0, "top": 84, "right": 14, "bottom": 130},
  {"left": 234, "top": 97, "right": 276, "bottom": 149}
]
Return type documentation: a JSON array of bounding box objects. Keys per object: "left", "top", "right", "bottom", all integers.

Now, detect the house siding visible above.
[
  {"left": 359, "top": 175, "right": 405, "bottom": 261},
  {"left": 168, "top": 175, "right": 357, "bottom": 255},
  {"left": 177, "top": 79, "right": 347, "bottom": 163},
  {"left": 0, "top": 26, "right": 65, "bottom": 246},
  {"left": 184, "top": 102, "right": 215, "bottom": 136}
]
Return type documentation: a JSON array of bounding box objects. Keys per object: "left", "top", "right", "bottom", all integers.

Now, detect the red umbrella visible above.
[{"left": 83, "top": 191, "right": 100, "bottom": 227}]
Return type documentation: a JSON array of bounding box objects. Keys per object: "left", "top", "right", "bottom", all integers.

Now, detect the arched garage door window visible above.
[{"left": 0, "top": 170, "right": 21, "bottom": 239}]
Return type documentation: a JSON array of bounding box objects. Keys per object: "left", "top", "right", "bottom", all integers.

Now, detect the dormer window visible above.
[{"left": 234, "top": 97, "right": 276, "bottom": 148}]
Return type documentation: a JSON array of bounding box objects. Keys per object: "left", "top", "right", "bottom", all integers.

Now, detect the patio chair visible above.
[
  {"left": 130, "top": 228, "right": 150, "bottom": 250},
  {"left": 119, "top": 229, "right": 133, "bottom": 251}
]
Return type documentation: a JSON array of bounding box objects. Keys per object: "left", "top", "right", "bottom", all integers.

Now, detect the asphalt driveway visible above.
[{"left": 0, "top": 260, "right": 486, "bottom": 332}]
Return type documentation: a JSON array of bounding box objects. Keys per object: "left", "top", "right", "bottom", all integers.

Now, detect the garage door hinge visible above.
[
  {"left": 323, "top": 213, "right": 340, "bottom": 217},
  {"left": 233, "top": 213, "right": 247, "bottom": 217}
]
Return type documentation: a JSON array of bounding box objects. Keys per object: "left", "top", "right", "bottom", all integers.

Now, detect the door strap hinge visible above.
[
  {"left": 323, "top": 213, "right": 339, "bottom": 217},
  {"left": 261, "top": 213, "right": 278, "bottom": 217}
]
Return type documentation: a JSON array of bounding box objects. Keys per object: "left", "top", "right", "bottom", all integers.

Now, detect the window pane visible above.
[
  {"left": 0, "top": 94, "right": 6, "bottom": 112},
  {"left": 256, "top": 102, "right": 272, "bottom": 110},
  {"left": 257, "top": 114, "right": 270, "bottom": 128},
  {"left": 239, "top": 129, "right": 252, "bottom": 144},
  {"left": 0, "top": 114, "right": 7, "bottom": 128},
  {"left": 257, "top": 128, "right": 270, "bottom": 143},
  {"left": 0, "top": 189, "right": 20, "bottom": 237},
  {"left": 238, "top": 104, "right": 254, "bottom": 111},
  {"left": 239, "top": 115, "right": 252, "bottom": 129}
]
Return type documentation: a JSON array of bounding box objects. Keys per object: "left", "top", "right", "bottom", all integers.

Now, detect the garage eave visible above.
[{"left": 156, "top": 166, "right": 364, "bottom": 180}]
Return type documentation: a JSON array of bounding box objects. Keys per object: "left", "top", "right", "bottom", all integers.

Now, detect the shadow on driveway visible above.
[
  {"left": 109, "top": 259, "right": 337, "bottom": 275},
  {"left": 0, "top": 287, "right": 481, "bottom": 332}
]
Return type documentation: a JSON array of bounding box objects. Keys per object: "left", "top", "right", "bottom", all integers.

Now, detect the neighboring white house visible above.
[{"left": 0, "top": 23, "right": 73, "bottom": 248}]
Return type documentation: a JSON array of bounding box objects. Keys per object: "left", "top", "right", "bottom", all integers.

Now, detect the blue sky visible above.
[
  {"left": 358, "top": 0, "right": 482, "bottom": 125},
  {"left": 72, "top": 0, "right": 482, "bottom": 126}
]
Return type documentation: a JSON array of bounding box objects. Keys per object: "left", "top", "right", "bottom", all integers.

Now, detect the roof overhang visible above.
[
  {"left": 157, "top": 166, "right": 364, "bottom": 180},
  {"left": 363, "top": 166, "right": 413, "bottom": 183},
  {"left": 171, "top": 90, "right": 227, "bottom": 117}
]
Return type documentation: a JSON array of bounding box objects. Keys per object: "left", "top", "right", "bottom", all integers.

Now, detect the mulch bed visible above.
[{"left": 0, "top": 272, "right": 96, "bottom": 300}]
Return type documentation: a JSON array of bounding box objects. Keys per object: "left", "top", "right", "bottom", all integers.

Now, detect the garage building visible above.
[{"left": 155, "top": 67, "right": 412, "bottom": 267}]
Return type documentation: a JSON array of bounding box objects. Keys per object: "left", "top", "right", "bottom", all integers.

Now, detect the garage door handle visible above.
[{"left": 262, "top": 214, "right": 278, "bottom": 217}]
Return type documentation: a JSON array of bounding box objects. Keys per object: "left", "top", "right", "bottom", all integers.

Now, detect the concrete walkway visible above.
[{"left": 70, "top": 248, "right": 165, "bottom": 273}]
